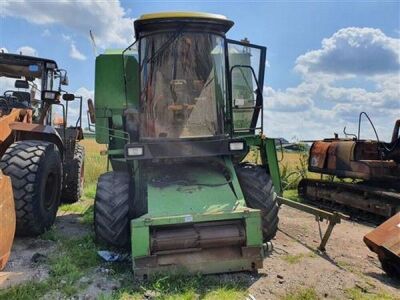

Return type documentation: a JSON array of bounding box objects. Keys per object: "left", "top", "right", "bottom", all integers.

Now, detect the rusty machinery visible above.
[
  {"left": 299, "top": 112, "right": 400, "bottom": 221},
  {"left": 364, "top": 212, "right": 400, "bottom": 278},
  {"left": 0, "top": 52, "right": 85, "bottom": 240}
]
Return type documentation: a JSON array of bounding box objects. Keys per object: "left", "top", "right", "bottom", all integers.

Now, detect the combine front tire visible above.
[
  {"left": 236, "top": 163, "right": 279, "bottom": 241},
  {"left": 0, "top": 141, "right": 62, "bottom": 236},
  {"left": 94, "top": 172, "right": 131, "bottom": 248},
  {"left": 61, "top": 144, "right": 85, "bottom": 203}
]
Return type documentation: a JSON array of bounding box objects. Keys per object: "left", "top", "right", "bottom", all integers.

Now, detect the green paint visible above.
[
  {"left": 93, "top": 15, "right": 283, "bottom": 277},
  {"left": 245, "top": 214, "right": 263, "bottom": 246},
  {"left": 131, "top": 224, "right": 150, "bottom": 259},
  {"left": 265, "top": 138, "right": 282, "bottom": 195},
  {"left": 94, "top": 52, "right": 139, "bottom": 144}
]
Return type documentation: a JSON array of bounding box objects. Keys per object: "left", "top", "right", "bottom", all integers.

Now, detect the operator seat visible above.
[{"left": 12, "top": 91, "right": 31, "bottom": 107}]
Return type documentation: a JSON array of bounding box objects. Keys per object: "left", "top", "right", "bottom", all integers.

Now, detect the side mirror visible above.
[
  {"left": 15, "top": 80, "right": 29, "bottom": 89},
  {"left": 61, "top": 74, "right": 69, "bottom": 86},
  {"left": 87, "top": 98, "right": 96, "bottom": 124},
  {"left": 42, "top": 90, "right": 61, "bottom": 103},
  {"left": 62, "top": 93, "right": 75, "bottom": 101}
]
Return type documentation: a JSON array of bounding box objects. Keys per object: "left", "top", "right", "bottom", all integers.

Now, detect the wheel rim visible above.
[{"left": 44, "top": 173, "right": 57, "bottom": 210}]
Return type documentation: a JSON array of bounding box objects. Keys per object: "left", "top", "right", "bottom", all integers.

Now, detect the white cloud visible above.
[
  {"left": 41, "top": 29, "right": 51, "bottom": 37},
  {"left": 16, "top": 46, "right": 38, "bottom": 56},
  {"left": 295, "top": 27, "right": 400, "bottom": 77},
  {"left": 70, "top": 43, "right": 86, "bottom": 61},
  {"left": 0, "top": 47, "right": 9, "bottom": 53},
  {"left": 1, "top": 0, "right": 134, "bottom": 48},
  {"left": 263, "top": 27, "right": 399, "bottom": 141}
]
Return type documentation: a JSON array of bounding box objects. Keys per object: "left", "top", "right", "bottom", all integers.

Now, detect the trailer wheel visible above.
[
  {"left": 236, "top": 163, "right": 279, "bottom": 241},
  {"left": 61, "top": 144, "right": 85, "bottom": 203},
  {"left": 0, "top": 141, "right": 62, "bottom": 236},
  {"left": 94, "top": 171, "right": 131, "bottom": 248}
]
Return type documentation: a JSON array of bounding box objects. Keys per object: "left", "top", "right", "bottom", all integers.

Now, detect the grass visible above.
[
  {"left": 281, "top": 252, "right": 317, "bottom": 264},
  {"left": 0, "top": 234, "right": 99, "bottom": 300},
  {"left": 106, "top": 273, "right": 248, "bottom": 300},
  {"left": 345, "top": 286, "right": 397, "bottom": 300},
  {"left": 282, "top": 288, "right": 319, "bottom": 300},
  {"left": 79, "top": 137, "right": 107, "bottom": 187}
]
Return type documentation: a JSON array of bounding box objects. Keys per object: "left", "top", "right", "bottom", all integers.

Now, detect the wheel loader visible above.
[
  {"left": 0, "top": 53, "right": 85, "bottom": 240},
  {"left": 299, "top": 114, "right": 400, "bottom": 221},
  {"left": 91, "top": 12, "right": 282, "bottom": 277}
]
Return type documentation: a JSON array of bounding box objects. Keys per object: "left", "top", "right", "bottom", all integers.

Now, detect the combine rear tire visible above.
[
  {"left": 0, "top": 141, "right": 62, "bottom": 236},
  {"left": 94, "top": 171, "right": 131, "bottom": 248},
  {"left": 236, "top": 163, "right": 279, "bottom": 241},
  {"left": 61, "top": 144, "right": 85, "bottom": 203}
]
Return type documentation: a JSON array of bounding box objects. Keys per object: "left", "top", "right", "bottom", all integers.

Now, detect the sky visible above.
[{"left": 0, "top": 0, "right": 399, "bottom": 141}]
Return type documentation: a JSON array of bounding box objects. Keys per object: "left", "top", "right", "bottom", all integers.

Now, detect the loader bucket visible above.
[
  {"left": 364, "top": 213, "right": 400, "bottom": 278},
  {"left": 0, "top": 170, "right": 15, "bottom": 270}
]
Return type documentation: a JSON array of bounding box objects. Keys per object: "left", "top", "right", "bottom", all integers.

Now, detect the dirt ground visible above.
[{"left": 1, "top": 205, "right": 399, "bottom": 299}]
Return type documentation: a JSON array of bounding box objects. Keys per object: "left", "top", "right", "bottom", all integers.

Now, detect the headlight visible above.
[
  {"left": 229, "top": 141, "right": 244, "bottom": 151},
  {"left": 127, "top": 146, "right": 144, "bottom": 157}
]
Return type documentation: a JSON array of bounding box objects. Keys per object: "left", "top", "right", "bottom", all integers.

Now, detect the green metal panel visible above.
[
  {"left": 132, "top": 209, "right": 260, "bottom": 228},
  {"left": 129, "top": 157, "right": 265, "bottom": 261},
  {"left": 144, "top": 160, "right": 245, "bottom": 218},
  {"left": 131, "top": 224, "right": 150, "bottom": 259},
  {"left": 243, "top": 135, "right": 282, "bottom": 195},
  {"left": 265, "top": 138, "right": 282, "bottom": 195},
  {"left": 94, "top": 52, "right": 139, "bottom": 144},
  {"left": 245, "top": 213, "right": 263, "bottom": 246}
]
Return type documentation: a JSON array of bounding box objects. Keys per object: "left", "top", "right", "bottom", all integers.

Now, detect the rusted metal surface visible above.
[
  {"left": 151, "top": 220, "right": 245, "bottom": 252},
  {"left": 0, "top": 170, "right": 15, "bottom": 271},
  {"left": 134, "top": 245, "right": 264, "bottom": 277},
  {"left": 299, "top": 179, "right": 400, "bottom": 219},
  {"left": 308, "top": 138, "right": 399, "bottom": 181},
  {"left": 309, "top": 141, "right": 330, "bottom": 169},
  {"left": 364, "top": 213, "right": 400, "bottom": 278},
  {"left": 303, "top": 119, "right": 400, "bottom": 220},
  {"left": 133, "top": 220, "right": 267, "bottom": 277}
]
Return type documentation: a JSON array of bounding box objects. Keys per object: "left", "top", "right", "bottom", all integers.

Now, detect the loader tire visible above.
[
  {"left": 94, "top": 171, "right": 131, "bottom": 248},
  {"left": 61, "top": 144, "right": 85, "bottom": 203},
  {"left": 236, "top": 163, "right": 279, "bottom": 241},
  {"left": 0, "top": 141, "right": 62, "bottom": 236}
]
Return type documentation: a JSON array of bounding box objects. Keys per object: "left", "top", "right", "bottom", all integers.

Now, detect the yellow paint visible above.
[{"left": 139, "top": 11, "right": 229, "bottom": 21}]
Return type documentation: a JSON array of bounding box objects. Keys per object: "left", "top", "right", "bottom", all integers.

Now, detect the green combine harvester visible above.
[{"left": 91, "top": 11, "right": 282, "bottom": 277}]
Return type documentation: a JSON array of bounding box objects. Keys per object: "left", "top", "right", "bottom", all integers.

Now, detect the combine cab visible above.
[
  {"left": 91, "top": 12, "right": 282, "bottom": 276},
  {"left": 299, "top": 117, "right": 400, "bottom": 221}
]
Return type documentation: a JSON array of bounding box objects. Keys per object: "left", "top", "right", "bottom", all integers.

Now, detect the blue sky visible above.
[{"left": 1, "top": 1, "right": 399, "bottom": 140}]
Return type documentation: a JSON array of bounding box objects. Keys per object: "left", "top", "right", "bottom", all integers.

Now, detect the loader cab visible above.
[
  {"left": 0, "top": 53, "right": 69, "bottom": 122},
  {"left": 125, "top": 12, "right": 266, "bottom": 145}
]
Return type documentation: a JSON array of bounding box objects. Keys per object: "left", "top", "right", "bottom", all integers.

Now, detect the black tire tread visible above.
[
  {"left": 94, "top": 171, "right": 131, "bottom": 248},
  {"left": 236, "top": 163, "right": 279, "bottom": 241},
  {"left": 0, "top": 140, "right": 61, "bottom": 236},
  {"left": 61, "top": 144, "right": 85, "bottom": 203}
]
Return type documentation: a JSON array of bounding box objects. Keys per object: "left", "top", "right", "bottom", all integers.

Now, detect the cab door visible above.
[{"left": 227, "top": 39, "right": 266, "bottom": 136}]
